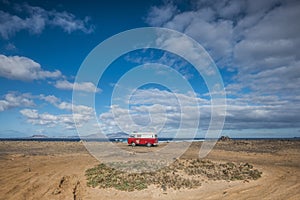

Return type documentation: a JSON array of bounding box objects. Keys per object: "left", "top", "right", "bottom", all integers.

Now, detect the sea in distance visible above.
[{"left": 0, "top": 137, "right": 299, "bottom": 142}]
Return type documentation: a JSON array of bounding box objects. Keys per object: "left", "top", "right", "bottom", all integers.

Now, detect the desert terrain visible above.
[{"left": 0, "top": 139, "right": 299, "bottom": 200}]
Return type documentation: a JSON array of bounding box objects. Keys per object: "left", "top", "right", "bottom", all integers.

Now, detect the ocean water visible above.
[
  {"left": 0, "top": 137, "right": 298, "bottom": 142},
  {"left": 0, "top": 137, "right": 204, "bottom": 142}
]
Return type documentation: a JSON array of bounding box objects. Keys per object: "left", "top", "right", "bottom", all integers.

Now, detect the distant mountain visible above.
[
  {"left": 106, "top": 132, "right": 129, "bottom": 138},
  {"left": 31, "top": 134, "right": 48, "bottom": 138},
  {"left": 81, "top": 132, "right": 129, "bottom": 139},
  {"left": 82, "top": 133, "right": 104, "bottom": 138},
  {"left": 66, "top": 135, "right": 80, "bottom": 138}
]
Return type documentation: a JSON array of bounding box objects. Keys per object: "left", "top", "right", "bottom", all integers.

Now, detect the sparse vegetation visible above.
[
  {"left": 219, "top": 136, "right": 232, "bottom": 141},
  {"left": 85, "top": 159, "right": 262, "bottom": 191}
]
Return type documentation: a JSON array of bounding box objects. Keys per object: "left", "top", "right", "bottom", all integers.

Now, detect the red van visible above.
[{"left": 127, "top": 132, "right": 158, "bottom": 147}]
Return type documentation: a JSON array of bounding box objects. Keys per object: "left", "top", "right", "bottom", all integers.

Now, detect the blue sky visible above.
[{"left": 0, "top": 0, "right": 299, "bottom": 138}]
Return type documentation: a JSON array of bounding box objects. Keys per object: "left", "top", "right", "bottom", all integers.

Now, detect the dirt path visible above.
[
  {"left": 0, "top": 153, "right": 97, "bottom": 200},
  {"left": 0, "top": 141, "right": 299, "bottom": 200}
]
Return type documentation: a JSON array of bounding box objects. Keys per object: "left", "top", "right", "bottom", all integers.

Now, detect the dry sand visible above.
[{"left": 0, "top": 140, "right": 299, "bottom": 200}]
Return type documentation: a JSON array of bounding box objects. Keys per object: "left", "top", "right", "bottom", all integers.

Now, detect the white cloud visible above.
[
  {"left": 146, "top": 0, "right": 300, "bottom": 81},
  {"left": 20, "top": 108, "right": 92, "bottom": 130},
  {"left": 0, "top": 54, "right": 62, "bottom": 81},
  {"left": 21, "top": 94, "right": 94, "bottom": 130},
  {"left": 224, "top": 103, "right": 300, "bottom": 130},
  {"left": 230, "top": 1, "right": 300, "bottom": 97},
  {"left": 145, "top": 0, "right": 300, "bottom": 133},
  {"left": 39, "top": 94, "right": 94, "bottom": 115},
  {"left": 0, "top": 3, "right": 94, "bottom": 39},
  {"left": 155, "top": 33, "right": 217, "bottom": 76},
  {"left": 20, "top": 109, "right": 39, "bottom": 119},
  {"left": 98, "top": 88, "right": 209, "bottom": 135},
  {"left": 129, "top": 88, "right": 208, "bottom": 106},
  {"left": 145, "top": 3, "right": 177, "bottom": 26},
  {"left": 146, "top": 3, "right": 234, "bottom": 64},
  {"left": 0, "top": 91, "right": 94, "bottom": 130},
  {"left": 54, "top": 80, "right": 101, "bottom": 93},
  {"left": 99, "top": 81, "right": 300, "bottom": 135},
  {"left": 56, "top": 101, "right": 94, "bottom": 116},
  {"left": 49, "top": 11, "right": 94, "bottom": 34},
  {"left": 20, "top": 109, "right": 61, "bottom": 127},
  {"left": 0, "top": 92, "right": 34, "bottom": 112},
  {"left": 39, "top": 94, "right": 60, "bottom": 104},
  {"left": 124, "top": 50, "right": 194, "bottom": 79},
  {"left": 233, "top": 1, "right": 300, "bottom": 69},
  {"left": 0, "top": 54, "right": 100, "bottom": 94}
]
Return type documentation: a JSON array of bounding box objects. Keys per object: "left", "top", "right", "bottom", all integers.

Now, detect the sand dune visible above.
[{"left": 0, "top": 140, "right": 299, "bottom": 200}]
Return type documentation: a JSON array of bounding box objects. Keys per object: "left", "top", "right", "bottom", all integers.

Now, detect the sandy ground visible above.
[{"left": 0, "top": 140, "right": 299, "bottom": 200}]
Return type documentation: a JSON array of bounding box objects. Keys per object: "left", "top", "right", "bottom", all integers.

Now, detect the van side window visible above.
[
  {"left": 137, "top": 134, "right": 141, "bottom": 138},
  {"left": 130, "top": 134, "right": 135, "bottom": 138}
]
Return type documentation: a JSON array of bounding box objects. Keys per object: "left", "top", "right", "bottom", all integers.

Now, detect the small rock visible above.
[
  {"left": 52, "top": 188, "right": 61, "bottom": 195},
  {"left": 219, "top": 136, "right": 232, "bottom": 141}
]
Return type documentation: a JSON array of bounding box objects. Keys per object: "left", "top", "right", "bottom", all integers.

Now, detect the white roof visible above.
[{"left": 132, "top": 132, "right": 155, "bottom": 135}]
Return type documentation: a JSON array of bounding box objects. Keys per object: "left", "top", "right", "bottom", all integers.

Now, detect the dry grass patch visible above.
[{"left": 85, "top": 159, "right": 262, "bottom": 191}]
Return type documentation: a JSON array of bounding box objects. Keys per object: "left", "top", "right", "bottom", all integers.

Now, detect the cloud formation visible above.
[
  {"left": 0, "top": 54, "right": 62, "bottom": 81},
  {"left": 54, "top": 80, "right": 101, "bottom": 93},
  {"left": 0, "top": 91, "right": 94, "bottom": 130},
  {"left": 145, "top": 0, "right": 300, "bottom": 133},
  {"left": 99, "top": 88, "right": 209, "bottom": 136},
  {"left": 0, "top": 92, "right": 34, "bottom": 112},
  {"left": 0, "top": 3, "right": 94, "bottom": 39},
  {"left": 0, "top": 54, "right": 100, "bottom": 93},
  {"left": 98, "top": 85, "right": 300, "bottom": 136},
  {"left": 20, "top": 108, "right": 91, "bottom": 129},
  {"left": 20, "top": 94, "right": 94, "bottom": 130}
]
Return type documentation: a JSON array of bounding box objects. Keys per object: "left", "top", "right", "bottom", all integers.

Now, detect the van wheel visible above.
[
  {"left": 131, "top": 142, "right": 136, "bottom": 147},
  {"left": 146, "top": 143, "right": 151, "bottom": 147}
]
